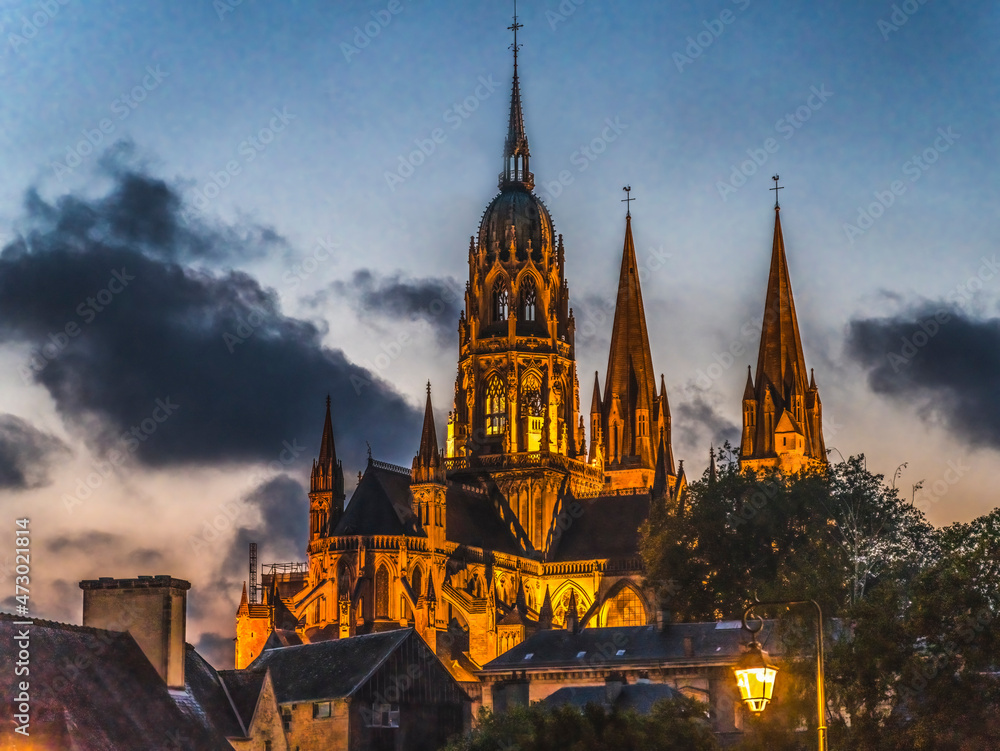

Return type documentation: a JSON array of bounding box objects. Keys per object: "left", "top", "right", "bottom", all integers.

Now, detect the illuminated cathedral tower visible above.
[
  {"left": 445, "top": 17, "right": 604, "bottom": 549},
  {"left": 740, "top": 181, "right": 826, "bottom": 473},
  {"left": 236, "top": 10, "right": 679, "bottom": 677},
  {"left": 589, "top": 205, "right": 675, "bottom": 491}
]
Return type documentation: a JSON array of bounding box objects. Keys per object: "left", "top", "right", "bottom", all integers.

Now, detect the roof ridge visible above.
[{"left": 0, "top": 611, "right": 127, "bottom": 637}]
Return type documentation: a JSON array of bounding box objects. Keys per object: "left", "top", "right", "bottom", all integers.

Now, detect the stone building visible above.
[{"left": 234, "top": 16, "right": 826, "bottom": 687}]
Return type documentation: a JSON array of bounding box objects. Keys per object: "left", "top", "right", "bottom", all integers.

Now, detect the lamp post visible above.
[{"left": 735, "top": 598, "right": 828, "bottom": 751}]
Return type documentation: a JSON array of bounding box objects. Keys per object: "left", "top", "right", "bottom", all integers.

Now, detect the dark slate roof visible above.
[
  {"left": 334, "top": 461, "right": 423, "bottom": 537},
  {"left": 551, "top": 492, "right": 651, "bottom": 561},
  {"left": 218, "top": 669, "right": 268, "bottom": 732},
  {"left": 179, "top": 645, "right": 246, "bottom": 739},
  {"left": 480, "top": 622, "right": 779, "bottom": 673},
  {"left": 446, "top": 483, "right": 522, "bottom": 555},
  {"left": 544, "top": 682, "right": 681, "bottom": 713},
  {"left": 0, "top": 613, "right": 231, "bottom": 750},
  {"left": 247, "top": 628, "right": 412, "bottom": 703},
  {"left": 332, "top": 459, "right": 524, "bottom": 555}
]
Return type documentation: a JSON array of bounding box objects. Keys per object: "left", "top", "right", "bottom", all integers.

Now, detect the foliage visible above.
[
  {"left": 440, "top": 697, "right": 719, "bottom": 751},
  {"left": 642, "top": 449, "right": 1000, "bottom": 749},
  {"left": 642, "top": 448, "right": 933, "bottom": 621}
]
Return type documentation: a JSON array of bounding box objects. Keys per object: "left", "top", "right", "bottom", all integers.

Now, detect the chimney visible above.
[
  {"left": 604, "top": 672, "right": 625, "bottom": 705},
  {"left": 80, "top": 575, "right": 191, "bottom": 689}
]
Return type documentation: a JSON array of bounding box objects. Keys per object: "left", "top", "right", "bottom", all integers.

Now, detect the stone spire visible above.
[
  {"left": 600, "top": 212, "right": 662, "bottom": 476},
  {"left": 310, "top": 395, "right": 345, "bottom": 538},
  {"left": 740, "top": 201, "right": 825, "bottom": 471},
  {"left": 500, "top": 5, "right": 532, "bottom": 190},
  {"left": 413, "top": 382, "right": 444, "bottom": 483}
]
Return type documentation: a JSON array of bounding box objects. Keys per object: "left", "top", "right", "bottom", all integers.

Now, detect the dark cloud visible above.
[
  {"left": 0, "top": 157, "right": 421, "bottom": 471},
  {"left": 195, "top": 631, "right": 235, "bottom": 670},
  {"left": 45, "top": 531, "right": 120, "bottom": 554},
  {"left": 221, "top": 475, "right": 309, "bottom": 581},
  {"left": 325, "top": 269, "right": 462, "bottom": 346},
  {"left": 0, "top": 414, "right": 70, "bottom": 489},
  {"left": 673, "top": 386, "right": 740, "bottom": 464},
  {"left": 846, "top": 304, "right": 1000, "bottom": 448}
]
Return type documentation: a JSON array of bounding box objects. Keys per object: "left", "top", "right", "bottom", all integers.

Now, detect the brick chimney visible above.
[{"left": 80, "top": 575, "right": 191, "bottom": 689}]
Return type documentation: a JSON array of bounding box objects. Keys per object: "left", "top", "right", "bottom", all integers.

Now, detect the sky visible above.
[{"left": 0, "top": 0, "right": 997, "bottom": 668}]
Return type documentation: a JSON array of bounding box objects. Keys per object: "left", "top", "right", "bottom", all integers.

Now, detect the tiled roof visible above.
[
  {"left": 480, "top": 622, "right": 780, "bottom": 673},
  {"left": 544, "top": 682, "right": 681, "bottom": 713},
  {"left": 247, "top": 629, "right": 412, "bottom": 703},
  {"left": 551, "top": 491, "right": 651, "bottom": 561},
  {"left": 0, "top": 613, "right": 231, "bottom": 750},
  {"left": 333, "top": 462, "right": 423, "bottom": 537}
]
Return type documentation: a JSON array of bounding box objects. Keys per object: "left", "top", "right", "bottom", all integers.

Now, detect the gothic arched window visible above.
[
  {"left": 604, "top": 587, "right": 645, "bottom": 627},
  {"left": 375, "top": 565, "right": 389, "bottom": 619},
  {"left": 521, "top": 279, "right": 537, "bottom": 322},
  {"left": 493, "top": 280, "right": 510, "bottom": 323},
  {"left": 485, "top": 375, "right": 507, "bottom": 436}
]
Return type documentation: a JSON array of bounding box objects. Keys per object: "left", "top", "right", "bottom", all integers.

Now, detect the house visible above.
[
  {"left": 246, "top": 628, "right": 469, "bottom": 751},
  {"left": 477, "top": 619, "right": 784, "bottom": 741}
]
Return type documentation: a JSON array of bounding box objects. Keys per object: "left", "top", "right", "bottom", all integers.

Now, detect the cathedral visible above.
[{"left": 235, "top": 18, "right": 825, "bottom": 682}]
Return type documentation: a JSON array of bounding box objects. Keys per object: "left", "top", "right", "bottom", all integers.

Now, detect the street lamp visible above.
[
  {"left": 733, "top": 639, "right": 778, "bottom": 712},
  {"left": 736, "top": 598, "right": 828, "bottom": 751}
]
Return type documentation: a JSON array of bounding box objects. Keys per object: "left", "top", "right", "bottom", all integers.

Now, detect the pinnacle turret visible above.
[{"left": 740, "top": 193, "right": 825, "bottom": 471}]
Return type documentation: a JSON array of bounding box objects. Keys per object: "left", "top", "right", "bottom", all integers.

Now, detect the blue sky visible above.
[{"left": 0, "top": 0, "right": 998, "bottom": 664}]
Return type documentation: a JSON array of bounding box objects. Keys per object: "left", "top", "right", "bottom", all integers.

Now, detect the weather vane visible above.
[
  {"left": 508, "top": 0, "right": 522, "bottom": 66},
  {"left": 770, "top": 174, "right": 783, "bottom": 209},
  {"left": 622, "top": 185, "right": 635, "bottom": 217}
]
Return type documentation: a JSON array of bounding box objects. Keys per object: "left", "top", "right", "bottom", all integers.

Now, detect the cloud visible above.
[
  {"left": 324, "top": 269, "right": 462, "bottom": 346},
  {"left": 672, "top": 385, "right": 740, "bottom": 463},
  {"left": 0, "top": 154, "right": 421, "bottom": 471},
  {"left": 195, "top": 631, "right": 235, "bottom": 670},
  {"left": 0, "top": 414, "right": 70, "bottom": 489},
  {"left": 221, "top": 475, "right": 309, "bottom": 581},
  {"left": 45, "top": 531, "right": 120, "bottom": 554},
  {"left": 846, "top": 304, "right": 1000, "bottom": 448}
]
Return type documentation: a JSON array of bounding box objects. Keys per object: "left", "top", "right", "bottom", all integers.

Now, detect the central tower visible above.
[{"left": 445, "top": 12, "right": 599, "bottom": 552}]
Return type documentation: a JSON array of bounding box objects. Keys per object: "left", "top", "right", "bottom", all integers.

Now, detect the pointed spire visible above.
[
  {"left": 652, "top": 431, "right": 674, "bottom": 501},
  {"left": 566, "top": 589, "right": 579, "bottom": 634},
  {"left": 590, "top": 371, "right": 602, "bottom": 414},
  {"left": 239, "top": 581, "right": 248, "bottom": 608},
  {"left": 413, "top": 382, "right": 445, "bottom": 483},
  {"left": 709, "top": 445, "right": 717, "bottom": 484},
  {"left": 754, "top": 204, "right": 808, "bottom": 406},
  {"left": 742, "top": 194, "right": 825, "bottom": 466},
  {"left": 499, "top": 3, "right": 533, "bottom": 190},
  {"left": 603, "top": 212, "right": 658, "bottom": 466},
  {"left": 515, "top": 575, "right": 528, "bottom": 614},
  {"left": 538, "top": 586, "right": 553, "bottom": 629},
  {"left": 743, "top": 366, "right": 755, "bottom": 401},
  {"left": 318, "top": 394, "right": 336, "bottom": 465}
]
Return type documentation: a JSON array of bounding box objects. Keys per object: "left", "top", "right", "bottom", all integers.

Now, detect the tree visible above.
[
  {"left": 641, "top": 449, "right": 933, "bottom": 621},
  {"left": 441, "top": 697, "right": 719, "bottom": 751},
  {"left": 641, "top": 447, "right": 1000, "bottom": 748}
]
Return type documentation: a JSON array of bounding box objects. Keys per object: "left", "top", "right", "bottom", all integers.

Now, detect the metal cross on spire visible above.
[
  {"left": 508, "top": 0, "right": 523, "bottom": 69},
  {"left": 770, "top": 174, "right": 784, "bottom": 209},
  {"left": 622, "top": 185, "right": 635, "bottom": 217}
]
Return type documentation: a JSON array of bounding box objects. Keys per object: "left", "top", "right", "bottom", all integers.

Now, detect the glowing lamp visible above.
[{"left": 733, "top": 641, "right": 778, "bottom": 713}]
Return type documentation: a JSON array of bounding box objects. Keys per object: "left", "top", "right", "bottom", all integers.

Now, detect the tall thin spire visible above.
[
  {"left": 741, "top": 190, "right": 825, "bottom": 469},
  {"left": 318, "top": 394, "right": 336, "bottom": 465},
  {"left": 500, "top": 2, "right": 532, "bottom": 190},
  {"left": 413, "top": 381, "right": 444, "bottom": 483},
  {"left": 602, "top": 211, "right": 658, "bottom": 468},
  {"left": 754, "top": 202, "right": 808, "bottom": 412}
]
